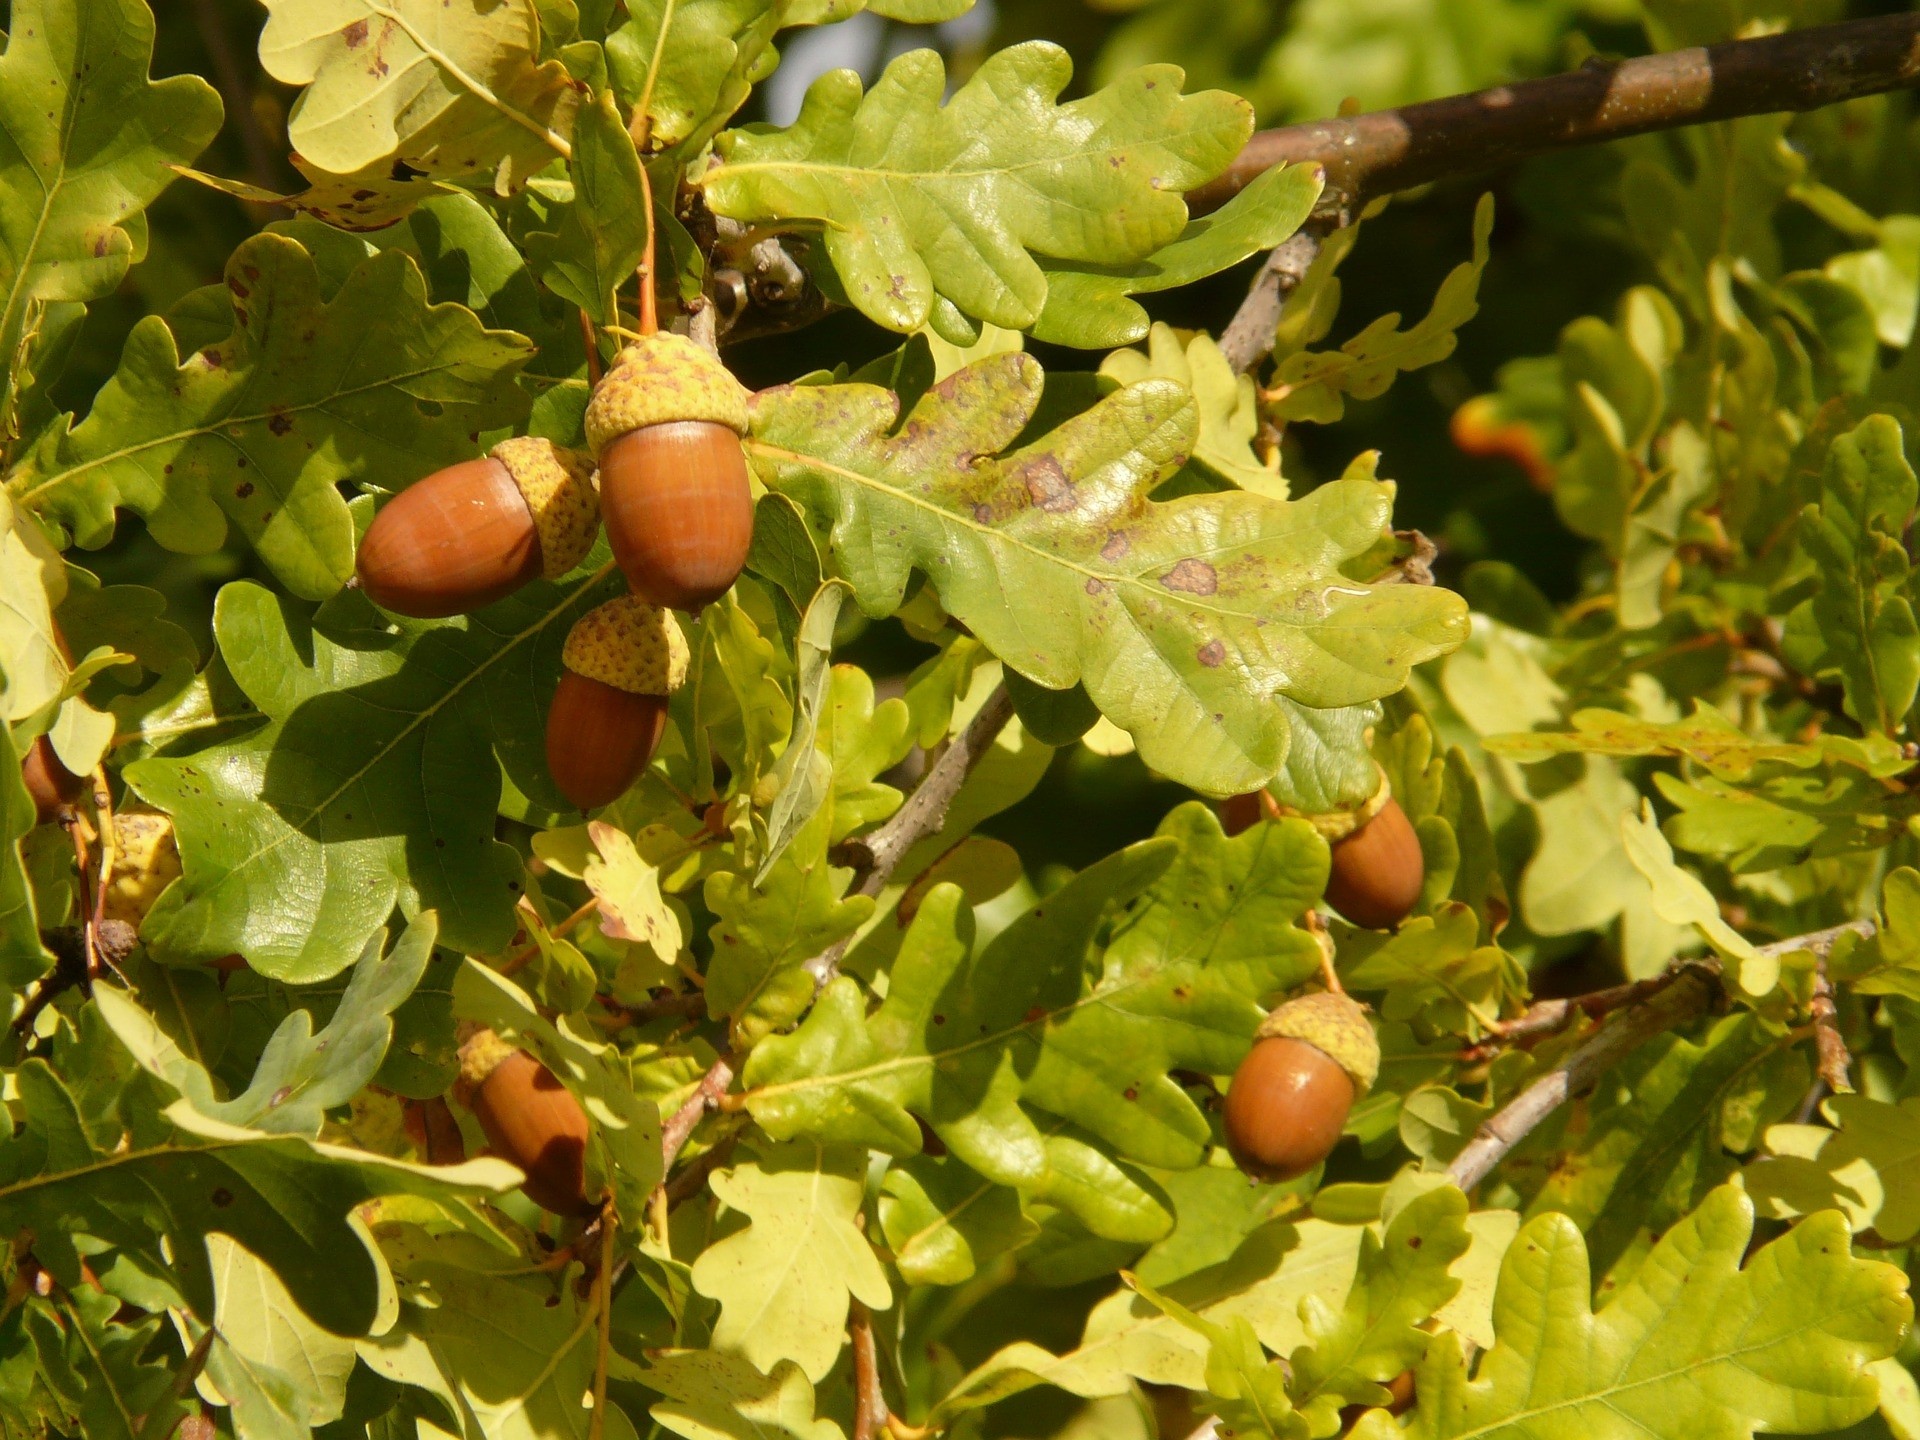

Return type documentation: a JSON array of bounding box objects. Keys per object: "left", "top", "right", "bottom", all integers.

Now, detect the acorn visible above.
[
  {"left": 1223, "top": 992, "right": 1378, "bottom": 1183},
  {"left": 21, "top": 734, "right": 87, "bottom": 824},
  {"left": 1217, "top": 791, "right": 1264, "bottom": 837},
  {"left": 356, "top": 436, "right": 599, "bottom": 618},
  {"left": 1324, "top": 797, "right": 1424, "bottom": 930},
  {"left": 545, "top": 595, "right": 688, "bottom": 811},
  {"left": 584, "top": 332, "right": 754, "bottom": 611},
  {"left": 459, "top": 1028, "right": 594, "bottom": 1216}
]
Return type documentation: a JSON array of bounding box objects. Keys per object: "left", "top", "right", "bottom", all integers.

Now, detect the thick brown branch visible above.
[
  {"left": 1191, "top": 15, "right": 1920, "bottom": 214},
  {"left": 1218, "top": 229, "right": 1323, "bottom": 375}
]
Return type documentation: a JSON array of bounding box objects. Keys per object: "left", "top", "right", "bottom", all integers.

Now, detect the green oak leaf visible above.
[
  {"left": 0, "top": 1058, "right": 518, "bottom": 1339},
  {"left": 124, "top": 571, "right": 619, "bottom": 982},
  {"left": 1267, "top": 195, "right": 1493, "bottom": 424},
  {"left": 756, "top": 581, "right": 845, "bottom": 880},
  {"left": 527, "top": 92, "right": 646, "bottom": 324},
  {"left": 1127, "top": 1279, "right": 1299, "bottom": 1440},
  {"left": 9, "top": 234, "right": 533, "bottom": 601},
  {"left": 22, "top": 1289, "right": 183, "bottom": 1440},
  {"left": 689, "top": 1140, "right": 892, "bottom": 1383},
  {"left": 1746, "top": 1095, "right": 1920, "bottom": 1244},
  {"left": 1032, "top": 163, "right": 1325, "bottom": 350},
  {"left": 745, "top": 810, "right": 1322, "bottom": 1219},
  {"left": 1366, "top": 1185, "right": 1909, "bottom": 1440},
  {"left": 644, "top": 1350, "right": 846, "bottom": 1440},
  {"left": 95, "top": 915, "right": 435, "bottom": 1137},
  {"left": 202, "top": 1234, "right": 356, "bottom": 1426},
  {"left": 748, "top": 353, "right": 1465, "bottom": 796},
  {"left": 879, "top": 1155, "right": 1041, "bottom": 1287},
  {"left": 364, "top": 1226, "right": 640, "bottom": 1440},
  {"left": 0, "top": 0, "right": 221, "bottom": 418},
  {"left": 1839, "top": 867, "right": 1920, "bottom": 1001},
  {"left": 1340, "top": 903, "right": 1522, "bottom": 1041},
  {"left": 1101, "top": 323, "right": 1285, "bottom": 498},
  {"left": 705, "top": 805, "right": 873, "bottom": 1047},
  {"left": 1782, "top": 414, "right": 1920, "bottom": 734},
  {"left": 1263, "top": 699, "right": 1383, "bottom": 820},
  {"left": 257, "top": 0, "right": 580, "bottom": 198},
  {"left": 699, "top": 42, "right": 1251, "bottom": 334},
  {"left": 1620, "top": 803, "right": 1769, "bottom": 992}
]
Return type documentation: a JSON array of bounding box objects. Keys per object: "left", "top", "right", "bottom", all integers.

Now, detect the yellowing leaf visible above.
[
  {"left": 258, "top": 0, "right": 580, "bottom": 199},
  {"left": 689, "top": 1141, "right": 892, "bottom": 1382},
  {"left": 586, "top": 820, "right": 683, "bottom": 967}
]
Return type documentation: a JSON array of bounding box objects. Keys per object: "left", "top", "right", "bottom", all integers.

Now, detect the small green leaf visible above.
[
  {"left": 644, "top": 1350, "right": 845, "bottom": 1440},
  {"left": 1101, "top": 324, "right": 1284, "bottom": 498},
  {"left": 528, "top": 92, "right": 646, "bottom": 323},
  {"left": 1747, "top": 1095, "right": 1920, "bottom": 1244},
  {"left": 1782, "top": 414, "right": 1920, "bottom": 734}
]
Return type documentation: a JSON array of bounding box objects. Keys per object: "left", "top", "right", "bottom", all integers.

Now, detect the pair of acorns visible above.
[
  {"left": 1216, "top": 780, "right": 1418, "bottom": 1183},
  {"left": 354, "top": 333, "right": 755, "bottom": 811}
]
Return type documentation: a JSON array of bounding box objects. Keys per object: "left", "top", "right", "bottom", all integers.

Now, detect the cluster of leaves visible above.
[{"left": 0, "top": 0, "right": 1918, "bottom": 1439}]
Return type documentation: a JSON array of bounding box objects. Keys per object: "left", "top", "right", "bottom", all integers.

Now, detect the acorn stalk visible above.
[
  {"left": 356, "top": 436, "right": 599, "bottom": 618},
  {"left": 584, "top": 333, "right": 754, "bottom": 611}
]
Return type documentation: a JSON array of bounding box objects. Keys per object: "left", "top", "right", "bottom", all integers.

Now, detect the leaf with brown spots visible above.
[
  {"left": 748, "top": 352, "right": 1468, "bottom": 795},
  {"left": 8, "top": 232, "right": 532, "bottom": 601},
  {"left": 0, "top": 0, "right": 221, "bottom": 426},
  {"left": 257, "top": 0, "right": 580, "bottom": 208}
]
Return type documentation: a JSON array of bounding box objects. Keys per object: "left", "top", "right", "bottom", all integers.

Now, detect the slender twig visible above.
[
  {"left": 637, "top": 162, "right": 659, "bottom": 336},
  {"left": 1447, "top": 968, "right": 1719, "bottom": 1191},
  {"left": 1445, "top": 919, "right": 1878, "bottom": 1189},
  {"left": 497, "top": 896, "right": 601, "bottom": 977},
  {"left": 805, "top": 683, "right": 1017, "bottom": 988},
  {"left": 1218, "top": 228, "right": 1324, "bottom": 376},
  {"left": 1189, "top": 14, "right": 1920, "bottom": 214},
  {"left": 9, "top": 929, "right": 90, "bottom": 1037},
  {"left": 851, "top": 1301, "right": 889, "bottom": 1440},
  {"left": 659, "top": 1056, "right": 737, "bottom": 1176},
  {"left": 1809, "top": 957, "right": 1854, "bottom": 1093},
  {"left": 579, "top": 310, "right": 603, "bottom": 388},
  {"left": 588, "top": 1196, "right": 617, "bottom": 1440}
]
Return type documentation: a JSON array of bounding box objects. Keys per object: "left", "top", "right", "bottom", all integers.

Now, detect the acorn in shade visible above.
[
  {"left": 21, "top": 735, "right": 87, "bottom": 825},
  {"left": 545, "top": 595, "right": 689, "bottom": 810},
  {"left": 1324, "top": 796, "right": 1424, "bottom": 930},
  {"left": 356, "top": 436, "right": 599, "bottom": 618},
  {"left": 458, "top": 1027, "right": 594, "bottom": 1216},
  {"left": 1223, "top": 991, "right": 1378, "bottom": 1183},
  {"left": 584, "top": 332, "right": 754, "bottom": 611}
]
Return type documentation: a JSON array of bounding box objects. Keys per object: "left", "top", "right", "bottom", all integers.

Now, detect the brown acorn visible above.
[
  {"left": 21, "top": 735, "right": 86, "bottom": 824},
  {"left": 460, "top": 1029, "right": 594, "bottom": 1216},
  {"left": 356, "top": 437, "right": 598, "bottom": 618},
  {"left": 1324, "top": 797, "right": 1424, "bottom": 930},
  {"left": 584, "top": 333, "right": 754, "bottom": 611},
  {"left": 1217, "top": 791, "right": 1264, "bottom": 837},
  {"left": 545, "top": 595, "right": 688, "bottom": 810},
  {"left": 1223, "top": 992, "right": 1378, "bottom": 1183}
]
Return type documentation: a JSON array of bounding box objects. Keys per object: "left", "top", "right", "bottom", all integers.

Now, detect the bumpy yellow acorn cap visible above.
[
  {"left": 584, "top": 332, "right": 750, "bottom": 457},
  {"left": 1256, "top": 991, "right": 1379, "bottom": 1096},
  {"left": 103, "top": 809, "right": 181, "bottom": 931},
  {"left": 491, "top": 436, "right": 599, "bottom": 578},
  {"left": 456, "top": 1022, "right": 517, "bottom": 1093},
  {"left": 562, "top": 595, "right": 689, "bottom": 696}
]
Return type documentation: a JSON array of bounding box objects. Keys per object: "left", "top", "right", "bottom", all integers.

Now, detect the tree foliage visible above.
[{"left": 2, "top": 2, "right": 1918, "bottom": 1439}]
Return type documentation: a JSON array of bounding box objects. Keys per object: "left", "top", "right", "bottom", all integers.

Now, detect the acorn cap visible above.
[
  {"left": 584, "top": 332, "right": 750, "bottom": 457},
  {"left": 456, "top": 1022, "right": 518, "bottom": 1097},
  {"left": 103, "top": 809, "right": 182, "bottom": 930},
  {"left": 1256, "top": 991, "right": 1379, "bottom": 1097},
  {"left": 562, "top": 595, "right": 689, "bottom": 696},
  {"left": 1270, "top": 765, "right": 1394, "bottom": 843},
  {"left": 491, "top": 436, "right": 599, "bottom": 578}
]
